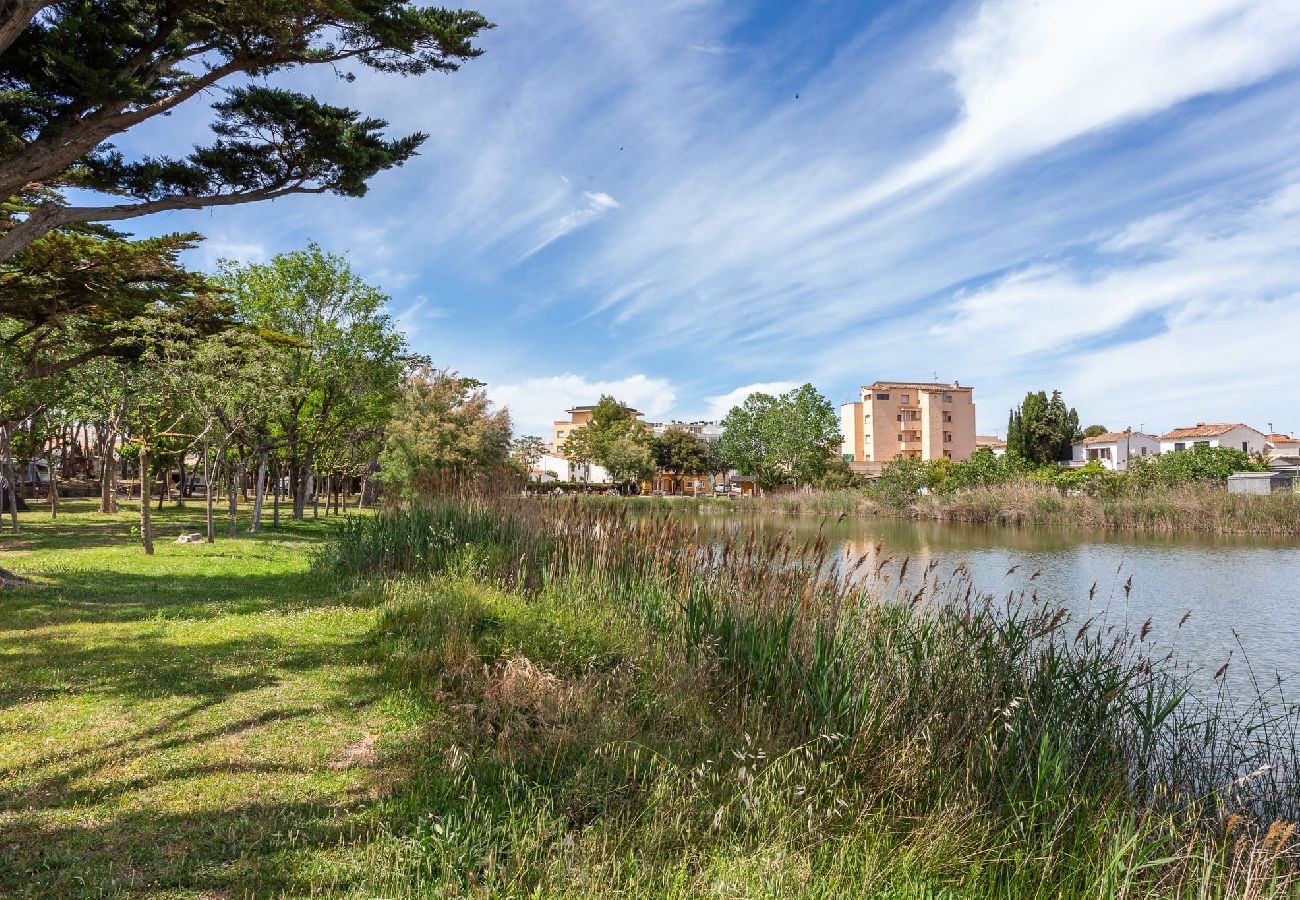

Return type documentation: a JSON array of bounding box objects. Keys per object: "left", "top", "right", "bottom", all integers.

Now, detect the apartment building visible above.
[
  {"left": 841, "top": 381, "right": 976, "bottom": 464},
  {"left": 550, "top": 405, "right": 644, "bottom": 453}
]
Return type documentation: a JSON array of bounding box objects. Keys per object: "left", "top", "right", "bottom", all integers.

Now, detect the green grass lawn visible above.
[
  {"left": 0, "top": 499, "right": 403, "bottom": 898},
  {"left": 4, "top": 498, "right": 1295, "bottom": 897}
]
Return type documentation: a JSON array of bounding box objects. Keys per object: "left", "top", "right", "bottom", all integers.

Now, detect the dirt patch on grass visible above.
[{"left": 331, "top": 733, "right": 379, "bottom": 770}]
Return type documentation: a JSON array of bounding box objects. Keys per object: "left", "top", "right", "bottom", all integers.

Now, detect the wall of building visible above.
[
  {"left": 840, "top": 402, "right": 863, "bottom": 460},
  {"left": 844, "top": 383, "right": 975, "bottom": 463},
  {"left": 1160, "top": 426, "right": 1267, "bottom": 456}
]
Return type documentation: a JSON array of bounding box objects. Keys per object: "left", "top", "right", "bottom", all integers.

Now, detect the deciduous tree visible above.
[{"left": 378, "top": 367, "right": 511, "bottom": 496}]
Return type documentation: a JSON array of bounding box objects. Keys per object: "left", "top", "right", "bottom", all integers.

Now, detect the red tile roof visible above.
[
  {"left": 1267, "top": 434, "right": 1299, "bottom": 444},
  {"left": 1080, "top": 431, "right": 1158, "bottom": 445},
  {"left": 1160, "top": 423, "right": 1249, "bottom": 440}
]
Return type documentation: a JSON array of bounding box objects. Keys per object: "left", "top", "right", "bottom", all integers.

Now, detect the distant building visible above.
[
  {"left": 550, "top": 404, "right": 644, "bottom": 453},
  {"left": 1159, "top": 423, "right": 1267, "bottom": 456},
  {"left": 975, "top": 435, "right": 1007, "bottom": 457},
  {"left": 841, "top": 381, "right": 976, "bottom": 464},
  {"left": 1069, "top": 430, "right": 1160, "bottom": 472},
  {"left": 647, "top": 421, "right": 724, "bottom": 443},
  {"left": 1265, "top": 433, "right": 1300, "bottom": 459}
]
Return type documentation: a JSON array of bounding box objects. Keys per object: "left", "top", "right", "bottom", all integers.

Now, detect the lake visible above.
[{"left": 648, "top": 507, "right": 1300, "bottom": 692}]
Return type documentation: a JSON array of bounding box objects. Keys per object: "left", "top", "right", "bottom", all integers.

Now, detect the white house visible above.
[
  {"left": 533, "top": 452, "right": 616, "bottom": 485},
  {"left": 1265, "top": 433, "right": 1300, "bottom": 459},
  {"left": 1069, "top": 430, "right": 1160, "bottom": 472},
  {"left": 1159, "top": 423, "right": 1268, "bottom": 456}
]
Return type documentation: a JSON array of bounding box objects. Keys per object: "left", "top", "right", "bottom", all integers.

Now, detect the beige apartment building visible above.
[
  {"left": 840, "top": 381, "right": 976, "bottom": 464},
  {"left": 550, "top": 405, "right": 644, "bottom": 452}
]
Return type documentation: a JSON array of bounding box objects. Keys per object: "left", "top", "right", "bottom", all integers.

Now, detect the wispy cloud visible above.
[
  {"left": 519, "top": 189, "right": 620, "bottom": 261},
  {"left": 119, "top": 0, "right": 1300, "bottom": 436}
]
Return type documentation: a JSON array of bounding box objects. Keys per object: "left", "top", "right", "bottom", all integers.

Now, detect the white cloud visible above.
[
  {"left": 819, "top": 177, "right": 1300, "bottom": 433},
  {"left": 700, "top": 382, "right": 798, "bottom": 420},
  {"left": 115, "top": 0, "right": 1300, "bottom": 439},
  {"left": 489, "top": 373, "right": 677, "bottom": 438},
  {"left": 520, "top": 190, "right": 621, "bottom": 261}
]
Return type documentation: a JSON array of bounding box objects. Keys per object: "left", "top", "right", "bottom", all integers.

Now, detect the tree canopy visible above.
[
  {"left": 0, "top": 1, "right": 491, "bottom": 260},
  {"left": 653, "top": 427, "right": 716, "bottom": 476},
  {"left": 216, "top": 244, "right": 410, "bottom": 518},
  {"left": 1007, "top": 390, "right": 1080, "bottom": 464},
  {"left": 715, "top": 384, "right": 839, "bottom": 488},
  {"left": 563, "top": 396, "right": 654, "bottom": 486},
  {"left": 379, "top": 368, "right": 511, "bottom": 496}
]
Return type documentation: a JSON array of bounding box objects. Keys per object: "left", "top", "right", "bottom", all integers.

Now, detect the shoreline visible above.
[{"left": 576, "top": 484, "right": 1300, "bottom": 536}]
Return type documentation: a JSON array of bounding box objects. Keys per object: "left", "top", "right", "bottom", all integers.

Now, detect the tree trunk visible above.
[
  {"left": 228, "top": 461, "right": 239, "bottom": 538},
  {"left": 293, "top": 453, "right": 312, "bottom": 520},
  {"left": 48, "top": 457, "right": 58, "bottom": 520},
  {"left": 139, "top": 444, "right": 154, "bottom": 555},
  {"left": 205, "top": 440, "right": 215, "bottom": 543},
  {"left": 99, "top": 431, "right": 118, "bottom": 514},
  {"left": 2, "top": 425, "right": 18, "bottom": 535},
  {"left": 312, "top": 470, "right": 319, "bottom": 518},
  {"left": 157, "top": 465, "right": 166, "bottom": 511},
  {"left": 272, "top": 458, "right": 281, "bottom": 528},
  {"left": 251, "top": 450, "right": 267, "bottom": 533},
  {"left": 177, "top": 456, "right": 188, "bottom": 505}
]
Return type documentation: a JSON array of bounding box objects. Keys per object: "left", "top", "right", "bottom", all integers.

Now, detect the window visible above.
[
  {"left": 900, "top": 393, "right": 910, "bottom": 404},
  {"left": 1243, "top": 441, "right": 1249, "bottom": 452},
  {"left": 942, "top": 393, "right": 952, "bottom": 403},
  {"left": 944, "top": 432, "right": 952, "bottom": 443},
  {"left": 943, "top": 413, "right": 952, "bottom": 423},
  {"left": 897, "top": 414, "right": 903, "bottom": 421},
  {"left": 1174, "top": 442, "right": 1185, "bottom": 451},
  {"left": 875, "top": 393, "right": 890, "bottom": 400},
  {"left": 943, "top": 450, "right": 952, "bottom": 458}
]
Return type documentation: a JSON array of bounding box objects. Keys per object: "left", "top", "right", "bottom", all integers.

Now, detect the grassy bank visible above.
[
  {"left": 0, "top": 500, "right": 406, "bottom": 897},
  {"left": 330, "top": 497, "right": 1300, "bottom": 897},
  {"left": 5, "top": 498, "right": 1298, "bottom": 896},
  {"left": 606, "top": 482, "right": 1300, "bottom": 535}
]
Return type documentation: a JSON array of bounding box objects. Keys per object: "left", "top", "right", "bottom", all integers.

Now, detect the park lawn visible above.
[{"left": 0, "top": 499, "right": 410, "bottom": 898}]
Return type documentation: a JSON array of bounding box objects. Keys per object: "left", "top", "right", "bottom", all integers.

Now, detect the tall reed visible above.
[{"left": 330, "top": 495, "right": 1300, "bottom": 894}]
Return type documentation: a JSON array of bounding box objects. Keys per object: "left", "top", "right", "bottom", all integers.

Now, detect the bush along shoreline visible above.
[
  {"left": 328, "top": 496, "right": 1300, "bottom": 897},
  {"left": 598, "top": 444, "right": 1300, "bottom": 535}
]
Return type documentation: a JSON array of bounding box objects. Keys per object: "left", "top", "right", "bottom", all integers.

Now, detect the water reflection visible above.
[{"left": 647, "top": 507, "right": 1300, "bottom": 692}]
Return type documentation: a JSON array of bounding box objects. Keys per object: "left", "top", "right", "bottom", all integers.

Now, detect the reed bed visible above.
[
  {"left": 328, "top": 496, "right": 1300, "bottom": 897},
  {"left": 603, "top": 482, "right": 1300, "bottom": 535}
]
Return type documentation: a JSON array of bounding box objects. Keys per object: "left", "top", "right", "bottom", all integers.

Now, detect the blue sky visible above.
[{"left": 116, "top": 0, "right": 1300, "bottom": 438}]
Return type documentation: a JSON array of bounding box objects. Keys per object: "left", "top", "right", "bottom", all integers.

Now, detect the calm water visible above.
[{"left": 652, "top": 508, "right": 1300, "bottom": 691}]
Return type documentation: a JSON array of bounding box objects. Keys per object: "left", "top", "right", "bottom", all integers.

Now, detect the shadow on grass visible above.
[
  {"left": 0, "top": 567, "right": 354, "bottom": 629},
  {"left": 0, "top": 796, "right": 372, "bottom": 897}
]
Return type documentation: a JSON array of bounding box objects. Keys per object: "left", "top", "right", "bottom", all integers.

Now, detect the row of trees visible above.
[
  {"left": 0, "top": 245, "right": 434, "bottom": 551},
  {"left": 546, "top": 385, "right": 851, "bottom": 492},
  {"left": 0, "top": 1, "right": 501, "bottom": 548}
]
